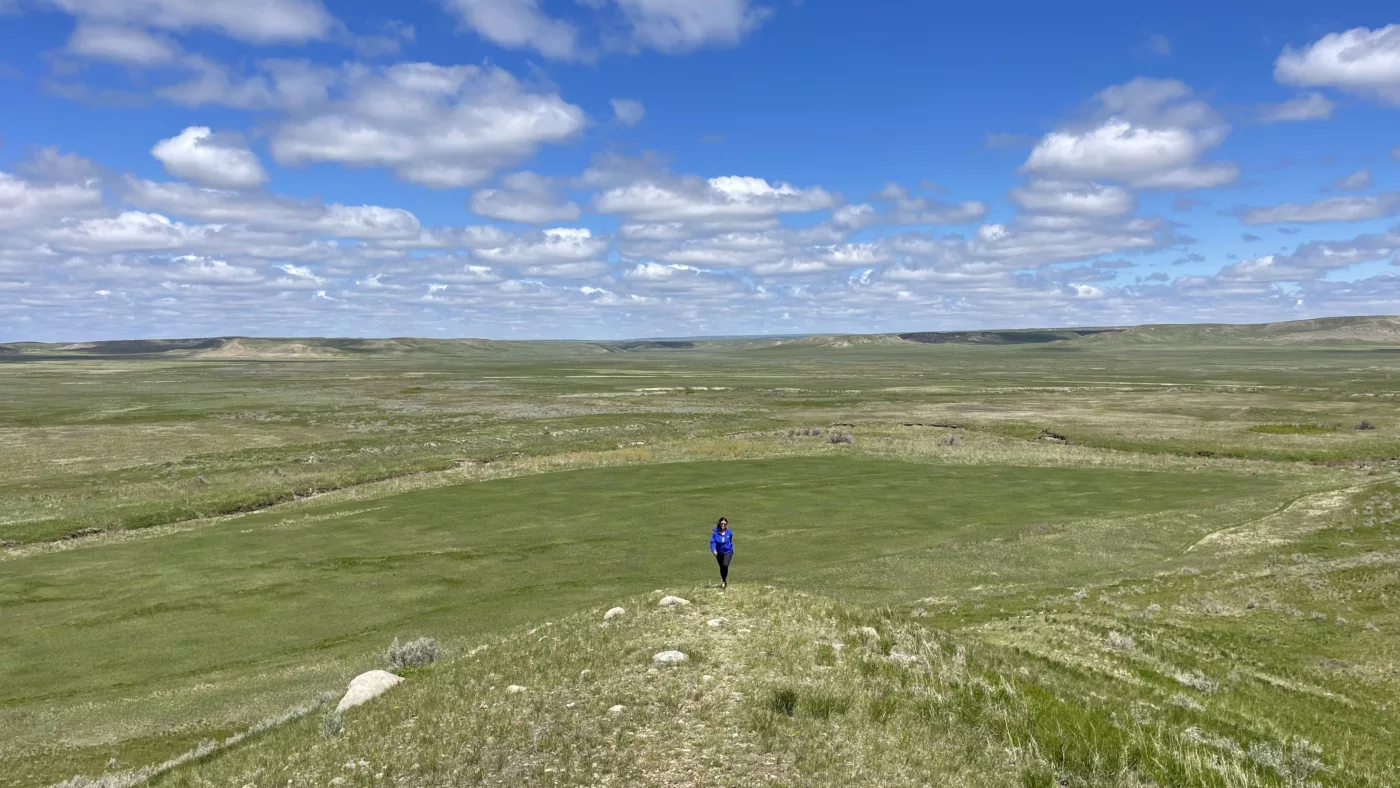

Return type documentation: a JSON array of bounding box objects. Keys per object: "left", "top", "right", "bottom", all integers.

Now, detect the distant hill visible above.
[{"left": 3, "top": 315, "right": 1397, "bottom": 360}]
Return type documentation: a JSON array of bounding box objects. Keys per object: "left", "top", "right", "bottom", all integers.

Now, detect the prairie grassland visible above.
[{"left": 1, "top": 335, "right": 1398, "bottom": 786}]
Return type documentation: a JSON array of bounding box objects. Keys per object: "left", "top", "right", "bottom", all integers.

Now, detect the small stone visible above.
[
  {"left": 702, "top": 674, "right": 714, "bottom": 683},
  {"left": 565, "top": 702, "right": 576, "bottom": 709},
  {"left": 608, "top": 704, "right": 627, "bottom": 714},
  {"left": 506, "top": 685, "right": 527, "bottom": 694},
  {"left": 659, "top": 596, "right": 690, "bottom": 608},
  {"left": 856, "top": 626, "right": 880, "bottom": 639},
  {"left": 653, "top": 650, "right": 690, "bottom": 665},
  {"left": 707, "top": 617, "right": 728, "bottom": 627},
  {"left": 604, "top": 606, "right": 627, "bottom": 621},
  {"left": 580, "top": 669, "right": 593, "bottom": 680}
]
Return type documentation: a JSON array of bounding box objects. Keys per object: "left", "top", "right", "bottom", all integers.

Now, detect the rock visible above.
[
  {"left": 888, "top": 651, "right": 918, "bottom": 665},
  {"left": 856, "top": 626, "right": 880, "bottom": 639},
  {"left": 659, "top": 596, "right": 690, "bottom": 608},
  {"left": 707, "top": 617, "right": 728, "bottom": 627},
  {"left": 608, "top": 704, "right": 627, "bottom": 714},
  {"left": 702, "top": 674, "right": 714, "bottom": 683},
  {"left": 335, "top": 670, "right": 404, "bottom": 712},
  {"left": 580, "top": 669, "right": 593, "bottom": 680},
  {"left": 653, "top": 650, "right": 690, "bottom": 666},
  {"left": 604, "top": 607, "right": 626, "bottom": 621},
  {"left": 506, "top": 685, "right": 527, "bottom": 694}
]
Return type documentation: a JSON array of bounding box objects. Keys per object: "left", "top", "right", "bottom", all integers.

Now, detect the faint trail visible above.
[{"left": 1184, "top": 480, "right": 1387, "bottom": 554}]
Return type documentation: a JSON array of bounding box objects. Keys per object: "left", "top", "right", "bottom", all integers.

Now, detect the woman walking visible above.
[{"left": 710, "top": 517, "right": 734, "bottom": 589}]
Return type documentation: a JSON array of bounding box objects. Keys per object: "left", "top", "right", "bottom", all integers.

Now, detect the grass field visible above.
[{"left": 2, "top": 319, "right": 1398, "bottom": 786}]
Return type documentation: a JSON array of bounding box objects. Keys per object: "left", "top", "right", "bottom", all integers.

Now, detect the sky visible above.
[{"left": 1, "top": 2, "right": 1399, "bottom": 341}]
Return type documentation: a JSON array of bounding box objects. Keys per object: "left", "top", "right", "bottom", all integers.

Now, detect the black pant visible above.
[{"left": 715, "top": 551, "right": 733, "bottom": 583}]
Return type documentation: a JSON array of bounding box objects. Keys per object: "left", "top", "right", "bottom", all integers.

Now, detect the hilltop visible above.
[{"left": 3, "top": 315, "right": 1398, "bottom": 360}]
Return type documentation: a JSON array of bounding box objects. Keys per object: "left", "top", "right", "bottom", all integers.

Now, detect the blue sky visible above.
[{"left": 1, "top": 0, "right": 1399, "bottom": 340}]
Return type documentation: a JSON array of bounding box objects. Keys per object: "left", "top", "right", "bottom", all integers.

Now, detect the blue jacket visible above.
[{"left": 710, "top": 526, "right": 734, "bottom": 554}]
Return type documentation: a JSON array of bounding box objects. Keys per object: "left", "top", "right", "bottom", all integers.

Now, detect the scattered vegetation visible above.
[
  {"left": 4, "top": 327, "right": 1400, "bottom": 785},
  {"left": 1249, "top": 423, "right": 1339, "bottom": 435},
  {"left": 383, "top": 637, "right": 442, "bottom": 671}
]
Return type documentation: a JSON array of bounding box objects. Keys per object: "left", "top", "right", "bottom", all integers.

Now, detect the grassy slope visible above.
[
  {"left": 146, "top": 478, "right": 1400, "bottom": 788},
  {"left": 2, "top": 330, "right": 1398, "bottom": 786},
  {"left": 1, "top": 457, "right": 1300, "bottom": 786}
]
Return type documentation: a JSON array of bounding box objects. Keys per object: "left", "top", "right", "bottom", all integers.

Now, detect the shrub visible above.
[
  {"left": 828, "top": 433, "right": 853, "bottom": 445},
  {"left": 320, "top": 710, "right": 343, "bottom": 738},
  {"left": 1355, "top": 419, "right": 1376, "bottom": 431},
  {"left": 384, "top": 637, "right": 442, "bottom": 670}
]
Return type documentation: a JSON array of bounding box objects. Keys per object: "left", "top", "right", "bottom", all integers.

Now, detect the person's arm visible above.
[{"left": 710, "top": 531, "right": 718, "bottom": 555}]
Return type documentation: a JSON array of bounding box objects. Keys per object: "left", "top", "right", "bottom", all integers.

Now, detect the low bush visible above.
[{"left": 384, "top": 637, "right": 442, "bottom": 670}]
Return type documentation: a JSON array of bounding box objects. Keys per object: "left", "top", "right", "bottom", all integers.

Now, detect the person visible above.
[{"left": 710, "top": 517, "right": 734, "bottom": 588}]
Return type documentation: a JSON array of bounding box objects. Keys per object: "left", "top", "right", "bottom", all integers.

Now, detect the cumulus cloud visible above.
[
  {"left": 442, "top": 0, "right": 768, "bottom": 60},
  {"left": 1009, "top": 180, "right": 1136, "bottom": 217},
  {"left": 473, "top": 227, "right": 609, "bottom": 269},
  {"left": 613, "top": 0, "right": 771, "bottom": 53},
  {"left": 470, "top": 171, "right": 581, "bottom": 224},
  {"left": 270, "top": 63, "right": 587, "bottom": 188},
  {"left": 611, "top": 98, "right": 646, "bottom": 126},
  {"left": 1218, "top": 228, "right": 1400, "bottom": 281},
  {"left": 865, "top": 183, "right": 989, "bottom": 225},
  {"left": 443, "top": 0, "right": 580, "bottom": 60},
  {"left": 1333, "top": 169, "right": 1373, "bottom": 192},
  {"left": 41, "top": 0, "right": 335, "bottom": 44},
  {"left": 1023, "top": 78, "right": 1237, "bottom": 190},
  {"left": 1258, "top": 92, "right": 1335, "bottom": 123},
  {"left": 1239, "top": 193, "right": 1400, "bottom": 225},
  {"left": 151, "top": 127, "right": 268, "bottom": 189},
  {"left": 1276, "top": 25, "right": 1400, "bottom": 104},
  {"left": 595, "top": 174, "right": 834, "bottom": 223},
  {"left": 0, "top": 170, "right": 105, "bottom": 229},
  {"left": 66, "top": 24, "right": 180, "bottom": 65}
]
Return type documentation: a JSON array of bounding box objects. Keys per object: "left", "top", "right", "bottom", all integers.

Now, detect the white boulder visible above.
[
  {"left": 659, "top": 596, "right": 690, "bottom": 608},
  {"left": 707, "top": 617, "right": 728, "bottom": 628},
  {"left": 608, "top": 704, "right": 627, "bottom": 714},
  {"left": 506, "top": 685, "right": 527, "bottom": 694},
  {"left": 653, "top": 650, "right": 690, "bottom": 666},
  {"left": 604, "top": 607, "right": 626, "bottom": 621},
  {"left": 335, "top": 670, "right": 404, "bottom": 712}
]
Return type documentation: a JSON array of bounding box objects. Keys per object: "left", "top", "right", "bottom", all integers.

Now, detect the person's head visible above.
[{"left": 716, "top": 517, "right": 729, "bottom": 531}]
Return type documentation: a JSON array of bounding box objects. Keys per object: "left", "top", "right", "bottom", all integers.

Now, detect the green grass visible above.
[
  {"left": 2, "top": 332, "right": 1399, "bottom": 786},
  {"left": 1249, "top": 423, "right": 1340, "bottom": 435}
]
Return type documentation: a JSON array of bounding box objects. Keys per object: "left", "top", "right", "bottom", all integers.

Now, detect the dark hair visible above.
[{"left": 716, "top": 517, "right": 729, "bottom": 528}]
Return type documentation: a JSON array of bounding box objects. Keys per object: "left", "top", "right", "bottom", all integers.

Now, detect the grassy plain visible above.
[{"left": 1, "top": 320, "right": 1398, "bottom": 786}]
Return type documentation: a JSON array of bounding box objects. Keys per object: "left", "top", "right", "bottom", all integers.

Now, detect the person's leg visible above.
[{"left": 720, "top": 552, "right": 732, "bottom": 584}]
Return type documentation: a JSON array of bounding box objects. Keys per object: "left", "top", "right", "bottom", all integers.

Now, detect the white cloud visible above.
[
  {"left": 443, "top": 0, "right": 580, "bottom": 60},
  {"left": 1023, "top": 78, "right": 1236, "bottom": 190},
  {"left": 1276, "top": 25, "right": 1400, "bottom": 104},
  {"left": 42, "top": 0, "right": 335, "bottom": 44},
  {"left": 611, "top": 98, "right": 646, "bottom": 126},
  {"left": 1240, "top": 193, "right": 1400, "bottom": 225},
  {"left": 151, "top": 127, "right": 268, "bottom": 189},
  {"left": 595, "top": 175, "right": 834, "bottom": 223},
  {"left": 318, "top": 205, "right": 421, "bottom": 239},
  {"left": 831, "top": 204, "right": 878, "bottom": 230},
  {"left": 168, "top": 256, "right": 263, "bottom": 284},
  {"left": 1333, "top": 169, "right": 1373, "bottom": 192},
  {"left": 469, "top": 171, "right": 581, "bottom": 224},
  {"left": 66, "top": 24, "right": 179, "bottom": 64},
  {"left": 612, "top": 0, "right": 770, "bottom": 53},
  {"left": 474, "top": 227, "right": 609, "bottom": 268},
  {"left": 1259, "top": 92, "right": 1335, "bottom": 123},
  {"left": 1009, "top": 180, "right": 1136, "bottom": 217},
  {"left": 270, "top": 63, "right": 587, "bottom": 188},
  {"left": 870, "top": 183, "right": 989, "bottom": 225},
  {"left": 0, "top": 171, "right": 105, "bottom": 229}
]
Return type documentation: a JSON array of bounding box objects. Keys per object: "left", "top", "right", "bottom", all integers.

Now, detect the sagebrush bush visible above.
[
  {"left": 828, "top": 433, "right": 853, "bottom": 445},
  {"left": 384, "top": 637, "right": 442, "bottom": 670},
  {"left": 319, "top": 710, "right": 343, "bottom": 738}
]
